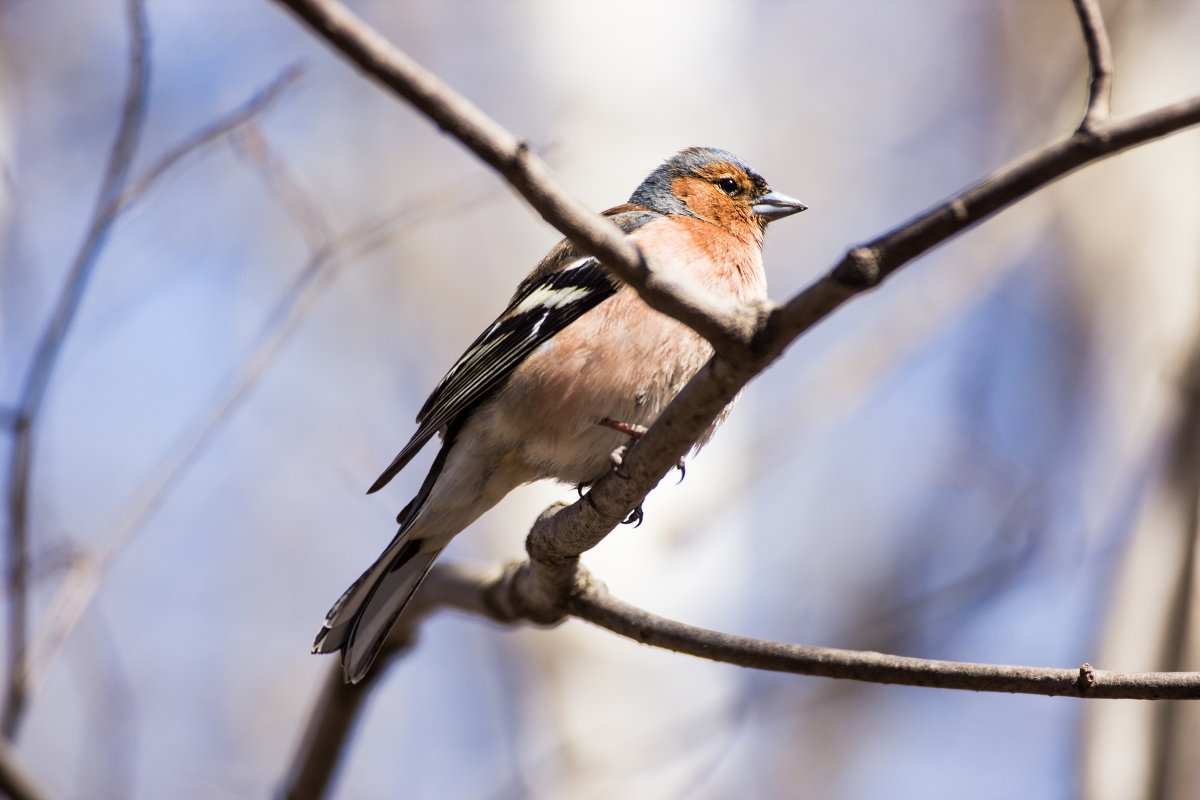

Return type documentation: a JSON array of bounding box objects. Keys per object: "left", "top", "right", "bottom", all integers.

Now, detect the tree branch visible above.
[
  {"left": 2, "top": 0, "right": 150, "bottom": 741},
  {"left": 767, "top": 95, "right": 1200, "bottom": 354},
  {"left": 568, "top": 574, "right": 1200, "bottom": 699},
  {"left": 283, "top": 550, "right": 1200, "bottom": 800},
  {"left": 387, "top": 560, "right": 1200, "bottom": 700}
]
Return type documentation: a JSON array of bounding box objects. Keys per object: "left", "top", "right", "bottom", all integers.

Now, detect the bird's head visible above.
[{"left": 629, "top": 146, "right": 806, "bottom": 243}]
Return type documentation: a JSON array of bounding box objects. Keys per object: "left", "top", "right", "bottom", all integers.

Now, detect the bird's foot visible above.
[
  {"left": 598, "top": 418, "right": 686, "bottom": 481},
  {"left": 600, "top": 418, "right": 645, "bottom": 479}
]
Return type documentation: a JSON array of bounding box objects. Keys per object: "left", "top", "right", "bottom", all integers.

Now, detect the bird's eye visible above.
[{"left": 716, "top": 177, "right": 740, "bottom": 195}]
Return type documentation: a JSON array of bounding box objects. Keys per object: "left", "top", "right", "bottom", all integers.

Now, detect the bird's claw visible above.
[{"left": 622, "top": 505, "right": 644, "bottom": 527}]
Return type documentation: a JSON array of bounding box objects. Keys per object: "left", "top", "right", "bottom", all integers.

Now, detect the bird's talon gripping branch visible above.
[
  {"left": 623, "top": 505, "right": 645, "bottom": 527},
  {"left": 600, "top": 418, "right": 648, "bottom": 480}
]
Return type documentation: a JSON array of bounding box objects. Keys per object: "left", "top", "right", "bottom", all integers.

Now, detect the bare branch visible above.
[
  {"left": 2, "top": 0, "right": 150, "bottom": 740},
  {"left": 317, "top": 558, "right": 1200, "bottom": 703},
  {"left": 568, "top": 576, "right": 1200, "bottom": 699},
  {"left": 1072, "top": 0, "right": 1114, "bottom": 131},
  {"left": 769, "top": 95, "right": 1200, "bottom": 351},
  {"left": 378, "top": 561, "right": 1200, "bottom": 700},
  {"left": 286, "top": 539, "right": 1200, "bottom": 798}
]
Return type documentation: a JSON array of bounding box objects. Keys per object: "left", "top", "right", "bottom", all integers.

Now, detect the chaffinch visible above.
[{"left": 314, "top": 147, "right": 806, "bottom": 682}]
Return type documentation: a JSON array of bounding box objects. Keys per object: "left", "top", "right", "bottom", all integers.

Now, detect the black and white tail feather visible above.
[
  {"left": 313, "top": 211, "right": 656, "bottom": 683},
  {"left": 311, "top": 430, "right": 457, "bottom": 683}
]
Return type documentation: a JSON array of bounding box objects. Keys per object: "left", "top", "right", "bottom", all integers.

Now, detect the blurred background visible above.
[{"left": 2, "top": 0, "right": 1200, "bottom": 798}]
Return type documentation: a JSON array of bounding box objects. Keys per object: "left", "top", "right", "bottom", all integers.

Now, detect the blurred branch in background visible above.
[
  {"left": 0, "top": 739, "right": 56, "bottom": 800},
  {"left": 1150, "top": 345, "right": 1200, "bottom": 797},
  {"left": 114, "top": 64, "right": 305, "bottom": 215},
  {"left": 280, "top": 563, "right": 500, "bottom": 800},
  {"left": 1082, "top": 341, "right": 1200, "bottom": 800},
  {"left": 1, "top": 0, "right": 150, "bottom": 741},
  {"left": 0, "top": 55, "right": 306, "bottom": 739},
  {"left": 22, "top": 112, "right": 510, "bottom": 720}
]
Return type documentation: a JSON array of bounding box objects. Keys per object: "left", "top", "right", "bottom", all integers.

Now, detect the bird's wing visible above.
[{"left": 367, "top": 209, "right": 661, "bottom": 493}]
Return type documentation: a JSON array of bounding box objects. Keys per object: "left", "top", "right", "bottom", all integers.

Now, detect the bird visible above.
[{"left": 313, "top": 147, "right": 806, "bottom": 682}]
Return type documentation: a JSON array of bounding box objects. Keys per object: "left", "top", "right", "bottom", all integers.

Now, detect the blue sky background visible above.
[{"left": 2, "top": 1, "right": 1200, "bottom": 798}]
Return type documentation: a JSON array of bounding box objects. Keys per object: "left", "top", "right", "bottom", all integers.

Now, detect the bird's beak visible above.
[{"left": 752, "top": 190, "right": 807, "bottom": 221}]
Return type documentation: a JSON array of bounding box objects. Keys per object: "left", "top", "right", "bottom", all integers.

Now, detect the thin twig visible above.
[
  {"left": 1072, "top": 0, "right": 1115, "bottom": 131},
  {"left": 2, "top": 0, "right": 150, "bottom": 740},
  {"left": 110, "top": 63, "right": 305, "bottom": 216},
  {"left": 230, "top": 120, "right": 335, "bottom": 253}
]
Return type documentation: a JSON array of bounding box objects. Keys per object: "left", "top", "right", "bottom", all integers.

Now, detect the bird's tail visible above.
[{"left": 312, "top": 531, "right": 444, "bottom": 683}]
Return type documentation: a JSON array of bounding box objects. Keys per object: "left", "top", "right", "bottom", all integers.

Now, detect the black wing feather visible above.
[{"left": 367, "top": 261, "right": 618, "bottom": 492}]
